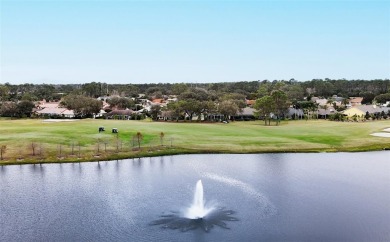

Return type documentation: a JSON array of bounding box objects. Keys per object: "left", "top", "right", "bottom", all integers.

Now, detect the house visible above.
[
  {"left": 149, "top": 99, "right": 167, "bottom": 111},
  {"left": 317, "top": 107, "right": 336, "bottom": 119},
  {"left": 36, "top": 100, "right": 61, "bottom": 109},
  {"left": 35, "top": 107, "right": 74, "bottom": 118},
  {"left": 138, "top": 99, "right": 154, "bottom": 111},
  {"left": 94, "top": 109, "right": 107, "bottom": 118},
  {"left": 313, "top": 98, "right": 328, "bottom": 106},
  {"left": 233, "top": 107, "right": 256, "bottom": 121},
  {"left": 151, "top": 98, "right": 165, "bottom": 104},
  {"left": 97, "top": 96, "right": 110, "bottom": 102},
  {"left": 34, "top": 100, "right": 75, "bottom": 118},
  {"left": 332, "top": 101, "right": 343, "bottom": 107},
  {"left": 381, "top": 101, "right": 390, "bottom": 107},
  {"left": 102, "top": 101, "right": 110, "bottom": 111},
  {"left": 348, "top": 97, "right": 363, "bottom": 107},
  {"left": 285, "top": 108, "right": 304, "bottom": 119},
  {"left": 166, "top": 95, "right": 178, "bottom": 104},
  {"left": 331, "top": 95, "right": 345, "bottom": 103},
  {"left": 61, "top": 109, "right": 75, "bottom": 118},
  {"left": 343, "top": 105, "right": 389, "bottom": 118},
  {"left": 157, "top": 111, "right": 174, "bottom": 121},
  {"left": 105, "top": 109, "right": 134, "bottom": 120},
  {"left": 206, "top": 113, "right": 225, "bottom": 122},
  {"left": 245, "top": 99, "right": 256, "bottom": 107}
]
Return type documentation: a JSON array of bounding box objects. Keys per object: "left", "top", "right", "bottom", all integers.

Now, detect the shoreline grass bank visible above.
[{"left": 1, "top": 119, "right": 389, "bottom": 165}]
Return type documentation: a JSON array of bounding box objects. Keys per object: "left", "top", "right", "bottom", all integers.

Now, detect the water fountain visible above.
[
  {"left": 185, "top": 180, "right": 214, "bottom": 219},
  {"left": 150, "top": 179, "right": 238, "bottom": 232}
]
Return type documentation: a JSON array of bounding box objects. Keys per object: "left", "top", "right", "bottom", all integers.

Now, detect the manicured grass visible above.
[{"left": 0, "top": 118, "right": 389, "bottom": 165}]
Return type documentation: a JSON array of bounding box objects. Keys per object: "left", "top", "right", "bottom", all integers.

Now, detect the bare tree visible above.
[
  {"left": 136, "top": 132, "right": 143, "bottom": 149},
  {"left": 31, "top": 142, "right": 38, "bottom": 156},
  {"left": 160, "top": 132, "right": 165, "bottom": 146},
  {"left": 0, "top": 145, "right": 6, "bottom": 160},
  {"left": 115, "top": 137, "right": 122, "bottom": 153},
  {"left": 116, "top": 138, "right": 120, "bottom": 153},
  {"left": 96, "top": 139, "right": 101, "bottom": 155},
  {"left": 78, "top": 142, "right": 81, "bottom": 158},
  {"left": 57, "top": 144, "right": 63, "bottom": 158},
  {"left": 18, "top": 147, "right": 23, "bottom": 160},
  {"left": 104, "top": 140, "right": 109, "bottom": 153},
  {"left": 38, "top": 143, "right": 44, "bottom": 159},
  {"left": 70, "top": 141, "right": 75, "bottom": 156}
]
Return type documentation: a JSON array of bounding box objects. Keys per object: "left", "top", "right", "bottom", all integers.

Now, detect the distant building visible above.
[
  {"left": 36, "top": 100, "right": 61, "bottom": 109},
  {"left": 343, "top": 105, "right": 389, "bottom": 118},
  {"left": 381, "top": 101, "right": 390, "bottom": 107},
  {"left": 105, "top": 109, "right": 134, "bottom": 120},
  {"left": 34, "top": 100, "right": 74, "bottom": 118},
  {"left": 233, "top": 107, "right": 256, "bottom": 121},
  {"left": 157, "top": 111, "right": 174, "bottom": 121},
  {"left": 317, "top": 107, "right": 337, "bottom": 118},
  {"left": 166, "top": 95, "right": 178, "bottom": 104},
  {"left": 331, "top": 95, "right": 345, "bottom": 103},
  {"left": 35, "top": 107, "right": 74, "bottom": 118},
  {"left": 245, "top": 99, "right": 256, "bottom": 107},
  {"left": 313, "top": 98, "right": 328, "bottom": 106},
  {"left": 348, "top": 97, "right": 363, "bottom": 107},
  {"left": 151, "top": 98, "right": 164, "bottom": 104},
  {"left": 285, "top": 108, "right": 304, "bottom": 119}
]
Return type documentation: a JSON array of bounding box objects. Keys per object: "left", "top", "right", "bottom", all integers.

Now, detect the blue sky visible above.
[{"left": 1, "top": 0, "right": 389, "bottom": 84}]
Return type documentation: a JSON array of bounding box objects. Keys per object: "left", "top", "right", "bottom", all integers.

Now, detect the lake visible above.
[{"left": 1, "top": 152, "right": 389, "bottom": 241}]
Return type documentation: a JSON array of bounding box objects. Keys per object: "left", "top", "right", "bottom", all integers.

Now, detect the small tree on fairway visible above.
[
  {"left": 103, "top": 140, "right": 109, "bottom": 153},
  {"left": 70, "top": 141, "right": 75, "bottom": 156},
  {"left": 31, "top": 142, "right": 38, "bottom": 156},
  {"left": 78, "top": 142, "right": 81, "bottom": 158},
  {"left": 160, "top": 132, "right": 165, "bottom": 146},
  {"left": 38, "top": 143, "right": 44, "bottom": 159},
  {"left": 116, "top": 137, "right": 120, "bottom": 153},
  {"left": 0, "top": 145, "right": 6, "bottom": 160},
  {"left": 57, "top": 144, "right": 63, "bottom": 157},
  {"left": 96, "top": 139, "right": 101, "bottom": 155},
  {"left": 136, "top": 132, "right": 143, "bottom": 149}
]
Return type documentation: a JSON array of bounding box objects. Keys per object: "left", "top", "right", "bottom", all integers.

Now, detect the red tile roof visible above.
[{"left": 246, "top": 100, "right": 255, "bottom": 105}]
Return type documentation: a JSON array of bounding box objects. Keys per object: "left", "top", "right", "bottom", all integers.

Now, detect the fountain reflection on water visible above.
[{"left": 150, "top": 179, "right": 238, "bottom": 232}]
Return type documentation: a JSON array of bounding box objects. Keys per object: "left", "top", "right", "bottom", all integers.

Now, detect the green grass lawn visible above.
[{"left": 0, "top": 118, "right": 389, "bottom": 165}]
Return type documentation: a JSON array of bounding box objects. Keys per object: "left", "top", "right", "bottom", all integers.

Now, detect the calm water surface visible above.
[{"left": 1, "top": 152, "right": 390, "bottom": 241}]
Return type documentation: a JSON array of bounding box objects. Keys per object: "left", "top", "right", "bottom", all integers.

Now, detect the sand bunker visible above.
[
  {"left": 370, "top": 127, "right": 390, "bottom": 137},
  {"left": 370, "top": 132, "right": 390, "bottom": 138}
]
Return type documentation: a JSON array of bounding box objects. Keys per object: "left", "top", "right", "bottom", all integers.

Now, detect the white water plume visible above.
[
  {"left": 203, "top": 172, "right": 277, "bottom": 218},
  {"left": 184, "top": 180, "right": 215, "bottom": 219}
]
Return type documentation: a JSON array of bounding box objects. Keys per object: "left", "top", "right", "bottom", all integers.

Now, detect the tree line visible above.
[
  {"left": 1, "top": 79, "right": 390, "bottom": 119},
  {"left": 1, "top": 79, "right": 389, "bottom": 101}
]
